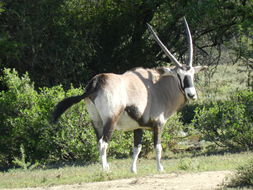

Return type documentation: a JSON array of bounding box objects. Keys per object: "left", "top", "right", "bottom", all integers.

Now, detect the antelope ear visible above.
[{"left": 194, "top": 65, "right": 208, "bottom": 73}]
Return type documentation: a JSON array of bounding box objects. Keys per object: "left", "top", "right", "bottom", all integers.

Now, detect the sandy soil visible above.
[{"left": 8, "top": 170, "right": 233, "bottom": 190}]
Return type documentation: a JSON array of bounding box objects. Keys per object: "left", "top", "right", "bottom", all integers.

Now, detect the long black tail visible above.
[
  {"left": 52, "top": 94, "right": 87, "bottom": 123},
  {"left": 52, "top": 74, "right": 103, "bottom": 123}
]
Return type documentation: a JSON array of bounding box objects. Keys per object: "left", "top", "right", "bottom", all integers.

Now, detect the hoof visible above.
[
  {"left": 157, "top": 165, "right": 164, "bottom": 172},
  {"left": 102, "top": 163, "right": 110, "bottom": 172},
  {"left": 131, "top": 167, "right": 137, "bottom": 174}
]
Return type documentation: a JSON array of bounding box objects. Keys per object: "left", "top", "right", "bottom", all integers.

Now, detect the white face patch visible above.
[{"left": 177, "top": 67, "right": 197, "bottom": 100}]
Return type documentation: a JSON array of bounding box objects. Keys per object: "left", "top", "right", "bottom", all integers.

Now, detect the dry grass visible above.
[{"left": 1, "top": 152, "right": 253, "bottom": 189}]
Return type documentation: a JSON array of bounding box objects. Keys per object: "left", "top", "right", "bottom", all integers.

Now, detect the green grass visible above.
[
  {"left": 0, "top": 152, "right": 252, "bottom": 189},
  {"left": 196, "top": 63, "right": 249, "bottom": 101}
]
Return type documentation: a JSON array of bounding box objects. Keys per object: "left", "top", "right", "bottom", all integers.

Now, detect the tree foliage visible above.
[{"left": 0, "top": 0, "right": 252, "bottom": 88}]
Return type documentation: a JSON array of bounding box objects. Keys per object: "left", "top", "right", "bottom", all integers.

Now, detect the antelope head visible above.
[{"left": 147, "top": 17, "right": 207, "bottom": 100}]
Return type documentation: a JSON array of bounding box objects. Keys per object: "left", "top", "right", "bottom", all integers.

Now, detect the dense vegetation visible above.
[
  {"left": 193, "top": 91, "right": 253, "bottom": 150},
  {"left": 0, "top": 0, "right": 253, "bottom": 170}
]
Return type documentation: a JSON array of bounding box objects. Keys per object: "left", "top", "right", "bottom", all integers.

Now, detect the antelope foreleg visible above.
[
  {"left": 155, "top": 143, "right": 164, "bottom": 172},
  {"left": 131, "top": 129, "right": 143, "bottom": 173},
  {"left": 131, "top": 145, "right": 142, "bottom": 173},
  {"left": 154, "top": 125, "right": 164, "bottom": 172}
]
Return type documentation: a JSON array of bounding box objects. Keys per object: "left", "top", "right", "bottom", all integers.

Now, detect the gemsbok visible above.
[{"left": 52, "top": 17, "right": 207, "bottom": 173}]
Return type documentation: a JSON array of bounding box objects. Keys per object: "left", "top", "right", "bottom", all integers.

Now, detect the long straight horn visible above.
[
  {"left": 183, "top": 17, "right": 193, "bottom": 67},
  {"left": 147, "top": 23, "right": 182, "bottom": 67}
]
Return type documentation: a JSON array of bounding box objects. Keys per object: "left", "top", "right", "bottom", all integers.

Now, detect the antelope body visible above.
[{"left": 52, "top": 17, "right": 207, "bottom": 173}]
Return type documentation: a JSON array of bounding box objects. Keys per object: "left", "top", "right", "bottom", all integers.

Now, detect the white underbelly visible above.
[{"left": 116, "top": 111, "right": 144, "bottom": 131}]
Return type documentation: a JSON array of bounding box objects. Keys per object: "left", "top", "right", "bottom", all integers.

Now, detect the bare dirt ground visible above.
[{"left": 9, "top": 170, "right": 233, "bottom": 190}]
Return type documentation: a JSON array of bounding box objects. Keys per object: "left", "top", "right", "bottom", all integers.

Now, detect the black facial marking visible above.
[{"left": 183, "top": 75, "right": 193, "bottom": 88}]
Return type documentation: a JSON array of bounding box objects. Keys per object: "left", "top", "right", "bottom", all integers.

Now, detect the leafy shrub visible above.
[
  {"left": 178, "top": 157, "right": 195, "bottom": 171},
  {"left": 13, "top": 145, "right": 39, "bottom": 170},
  {"left": 192, "top": 91, "right": 253, "bottom": 151},
  {"left": 0, "top": 69, "right": 97, "bottom": 168},
  {"left": 162, "top": 113, "right": 187, "bottom": 151},
  {"left": 228, "top": 160, "right": 253, "bottom": 188},
  {"left": 180, "top": 104, "right": 200, "bottom": 125}
]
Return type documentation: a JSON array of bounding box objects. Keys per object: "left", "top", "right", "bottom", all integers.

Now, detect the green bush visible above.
[
  {"left": 180, "top": 103, "right": 202, "bottom": 125},
  {"left": 0, "top": 68, "right": 97, "bottom": 168},
  {"left": 228, "top": 160, "right": 253, "bottom": 188},
  {"left": 193, "top": 91, "right": 253, "bottom": 151},
  {"left": 0, "top": 69, "right": 185, "bottom": 169}
]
